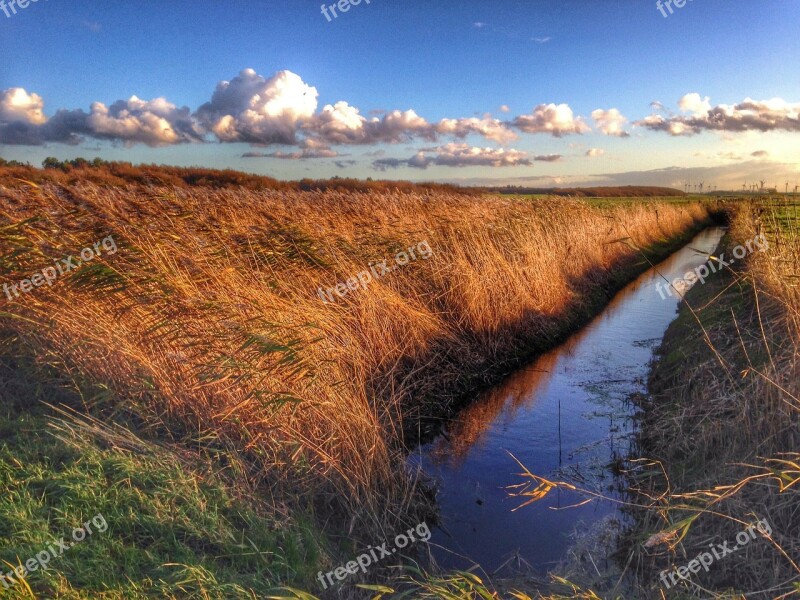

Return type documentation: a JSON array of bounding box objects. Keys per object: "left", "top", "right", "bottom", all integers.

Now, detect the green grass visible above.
[{"left": 0, "top": 349, "right": 325, "bottom": 599}]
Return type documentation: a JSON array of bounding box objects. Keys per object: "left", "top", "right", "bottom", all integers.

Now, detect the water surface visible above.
[{"left": 410, "top": 227, "right": 726, "bottom": 573}]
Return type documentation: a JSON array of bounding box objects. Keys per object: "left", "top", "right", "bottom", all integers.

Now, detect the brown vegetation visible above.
[
  {"left": 0, "top": 164, "right": 716, "bottom": 550},
  {"left": 627, "top": 200, "right": 800, "bottom": 597}
]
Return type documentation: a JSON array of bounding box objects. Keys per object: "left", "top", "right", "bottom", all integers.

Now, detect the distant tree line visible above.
[
  {"left": 0, "top": 157, "right": 30, "bottom": 167},
  {"left": 0, "top": 157, "right": 480, "bottom": 195}
]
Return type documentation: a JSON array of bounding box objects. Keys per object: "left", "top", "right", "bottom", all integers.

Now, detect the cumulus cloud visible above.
[
  {"left": 434, "top": 116, "right": 517, "bottom": 144},
  {"left": 87, "top": 96, "right": 202, "bottom": 146},
  {"left": 500, "top": 105, "right": 510, "bottom": 113},
  {"left": 586, "top": 148, "right": 605, "bottom": 157},
  {"left": 18, "top": 72, "right": 797, "bottom": 161},
  {"left": 305, "top": 104, "right": 521, "bottom": 146},
  {"left": 303, "top": 101, "right": 435, "bottom": 145},
  {"left": 372, "top": 143, "right": 532, "bottom": 170},
  {"left": 678, "top": 93, "right": 712, "bottom": 116},
  {"left": 511, "top": 103, "right": 590, "bottom": 137},
  {"left": 637, "top": 93, "right": 800, "bottom": 136},
  {"left": 195, "top": 69, "right": 318, "bottom": 144},
  {"left": 0, "top": 88, "right": 198, "bottom": 146},
  {"left": 751, "top": 150, "right": 769, "bottom": 158},
  {"left": 0, "top": 88, "right": 73, "bottom": 145},
  {"left": 0, "top": 88, "right": 47, "bottom": 125},
  {"left": 591, "top": 108, "right": 629, "bottom": 137},
  {"left": 534, "top": 154, "right": 562, "bottom": 162}
]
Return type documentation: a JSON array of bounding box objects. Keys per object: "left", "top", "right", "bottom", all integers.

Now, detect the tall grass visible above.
[
  {"left": 0, "top": 171, "right": 715, "bottom": 556},
  {"left": 620, "top": 198, "right": 800, "bottom": 598}
]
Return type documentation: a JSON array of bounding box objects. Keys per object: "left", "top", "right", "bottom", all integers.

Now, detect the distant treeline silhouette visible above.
[
  {"left": 0, "top": 157, "right": 481, "bottom": 195},
  {"left": 0, "top": 158, "right": 688, "bottom": 197}
]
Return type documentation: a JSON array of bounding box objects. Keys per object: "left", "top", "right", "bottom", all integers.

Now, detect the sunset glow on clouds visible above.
[{"left": 1, "top": 0, "right": 798, "bottom": 188}]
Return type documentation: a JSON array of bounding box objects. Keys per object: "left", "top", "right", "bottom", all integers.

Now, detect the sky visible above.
[{"left": 1, "top": 0, "right": 799, "bottom": 190}]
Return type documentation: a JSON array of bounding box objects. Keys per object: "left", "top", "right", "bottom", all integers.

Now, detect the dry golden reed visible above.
[{"left": 0, "top": 175, "right": 713, "bottom": 535}]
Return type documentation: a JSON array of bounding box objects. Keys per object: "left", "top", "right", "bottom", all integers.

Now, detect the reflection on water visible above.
[{"left": 410, "top": 227, "right": 727, "bottom": 574}]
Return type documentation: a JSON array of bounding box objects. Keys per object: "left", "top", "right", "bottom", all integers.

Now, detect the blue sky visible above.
[{"left": 1, "top": 0, "right": 799, "bottom": 189}]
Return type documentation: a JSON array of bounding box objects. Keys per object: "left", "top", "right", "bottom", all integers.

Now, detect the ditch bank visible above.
[
  {"left": 625, "top": 209, "right": 800, "bottom": 598},
  {"left": 397, "top": 205, "right": 726, "bottom": 448}
]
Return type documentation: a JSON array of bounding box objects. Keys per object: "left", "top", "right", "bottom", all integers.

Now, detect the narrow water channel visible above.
[{"left": 410, "top": 226, "right": 726, "bottom": 574}]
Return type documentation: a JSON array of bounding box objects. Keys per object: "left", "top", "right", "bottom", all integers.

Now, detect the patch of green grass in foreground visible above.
[{"left": 0, "top": 374, "right": 324, "bottom": 599}]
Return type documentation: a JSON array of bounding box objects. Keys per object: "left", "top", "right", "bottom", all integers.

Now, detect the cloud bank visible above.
[
  {"left": 2, "top": 74, "right": 797, "bottom": 164},
  {"left": 638, "top": 93, "right": 800, "bottom": 136}
]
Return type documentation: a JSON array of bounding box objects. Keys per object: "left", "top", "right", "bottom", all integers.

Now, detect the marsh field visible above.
[
  {"left": 2, "top": 0, "right": 799, "bottom": 596},
  {"left": 0, "top": 163, "right": 796, "bottom": 599}
]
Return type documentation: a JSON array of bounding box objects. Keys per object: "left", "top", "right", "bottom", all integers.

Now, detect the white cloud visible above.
[
  {"left": 304, "top": 102, "right": 434, "bottom": 145},
  {"left": 0, "top": 88, "right": 47, "bottom": 125},
  {"left": 591, "top": 108, "right": 629, "bottom": 137},
  {"left": 307, "top": 101, "right": 368, "bottom": 144},
  {"left": 371, "top": 109, "right": 433, "bottom": 142},
  {"left": 586, "top": 148, "right": 605, "bottom": 157},
  {"left": 87, "top": 96, "right": 201, "bottom": 146},
  {"left": 511, "top": 103, "right": 590, "bottom": 137},
  {"left": 0, "top": 87, "right": 198, "bottom": 146},
  {"left": 195, "top": 69, "right": 318, "bottom": 144},
  {"left": 637, "top": 94, "right": 800, "bottom": 136},
  {"left": 678, "top": 93, "right": 712, "bottom": 116},
  {"left": 373, "top": 143, "right": 532, "bottom": 170},
  {"left": 434, "top": 116, "right": 517, "bottom": 144},
  {"left": 500, "top": 105, "right": 510, "bottom": 113}
]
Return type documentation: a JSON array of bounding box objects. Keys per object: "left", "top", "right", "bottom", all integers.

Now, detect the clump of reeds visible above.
[{"left": 0, "top": 169, "right": 714, "bottom": 551}]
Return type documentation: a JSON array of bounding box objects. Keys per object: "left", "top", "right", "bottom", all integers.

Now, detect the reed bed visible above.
[{"left": 0, "top": 170, "right": 714, "bottom": 547}]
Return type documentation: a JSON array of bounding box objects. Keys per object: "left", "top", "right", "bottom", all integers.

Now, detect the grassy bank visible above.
[
  {"left": 624, "top": 201, "right": 800, "bottom": 598},
  {"left": 0, "top": 164, "right": 717, "bottom": 597}
]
